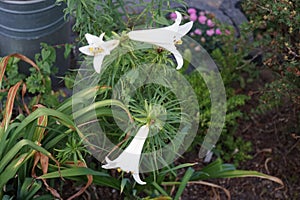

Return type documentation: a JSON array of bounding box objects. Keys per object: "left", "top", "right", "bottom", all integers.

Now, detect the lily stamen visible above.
[
  {"left": 88, "top": 47, "right": 104, "bottom": 55},
  {"left": 175, "top": 40, "right": 183, "bottom": 45}
]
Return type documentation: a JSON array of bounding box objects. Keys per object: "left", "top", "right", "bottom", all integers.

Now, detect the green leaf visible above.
[
  {"left": 18, "top": 178, "right": 42, "bottom": 200},
  {"left": 64, "top": 44, "right": 73, "bottom": 59},
  {"left": 190, "top": 159, "right": 283, "bottom": 185},
  {"left": 92, "top": 176, "right": 121, "bottom": 190},
  {"left": 120, "top": 178, "right": 129, "bottom": 194},
  {"left": 55, "top": 169, "right": 121, "bottom": 190},
  {"left": 0, "top": 139, "right": 52, "bottom": 174},
  {"left": 151, "top": 182, "right": 169, "bottom": 196},
  {"left": 154, "top": 15, "right": 170, "bottom": 26},
  {"left": 39, "top": 167, "right": 108, "bottom": 179},
  {"left": 0, "top": 153, "right": 29, "bottom": 189},
  {"left": 41, "top": 48, "right": 51, "bottom": 61},
  {"left": 160, "top": 163, "right": 197, "bottom": 175},
  {"left": 174, "top": 167, "right": 194, "bottom": 200}
]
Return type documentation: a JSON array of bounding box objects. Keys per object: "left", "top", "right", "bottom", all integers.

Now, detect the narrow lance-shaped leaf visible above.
[
  {"left": 0, "top": 153, "right": 29, "bottom": 189},
  {"left": 0, "top": 54, "right": 39, "bottom": 88},
  {"left": 64, "top": 161, "right": 93, "bottom": 200},
  {"left": 0, "top": 81, "right": 22, "bottom": 132},
  {"left": 0, "top": 139, "right": 56, "bottom": 174}
]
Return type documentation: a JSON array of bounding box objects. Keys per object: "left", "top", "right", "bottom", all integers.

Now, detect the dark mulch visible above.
[{"left": 180, "top": 103, "right": 299, "bottom": 200}]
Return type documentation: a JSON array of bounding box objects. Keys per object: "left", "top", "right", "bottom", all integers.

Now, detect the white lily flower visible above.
[
  {"left": 79, "top": 33, "right": 119, "bottom": 73},
  {"left": 102, "top": 125, "right": 150, "bottom": 185},
  {"left": 128, "top": 11, "right": 193, "bottom": 70}
]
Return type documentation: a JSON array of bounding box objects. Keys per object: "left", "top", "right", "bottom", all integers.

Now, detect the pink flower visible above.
[
  {"left": 190, "top": 13, "right": 197, "bottom": 21},
  {"left": 198, "top": 15, "right": 207, "bottom": 24},
  {"left": 170, "top": 12, "right": 177, "bottom": 20},
  {"left": 206, "top": 29, "right": 215, "bottom": 36},
  {"left": 199, "top": 11, "right": 205, "bottom": 16},
  {"left": 188, "top": 8, "right": 197, "bottom": 14},
  {"left": 206, "top": 19, "right": 215, "bottom": 27},
  {"left": 190, "top": 32, "right": 195, "bottom": 37},
  {"left": 225, "top": 29, "right": 231, "bottom": 35},
  {"left": 194, "top": 28, "right": 202, "bottom": 35},
  {"left": 215, "top": 28, "right": 222, "bottom": 35}
]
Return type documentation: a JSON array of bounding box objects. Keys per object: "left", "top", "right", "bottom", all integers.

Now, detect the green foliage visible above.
[
  {"left": 4, "top": 57, "right": 26, "bottom": 85},
  {"left": 215, "top": 135, "right": 252, "bottom": 166},
  {"left": 57, "top": 0, "right": 185, "bottom": 41},
  {"left": 0, "top": 75, "right": 125, "bottom": 198},
  {"left": 0, "top": 1, "right": 286, "bottom": 198},
  {"left": 183, "top": 26, "right": 254, "bottom": 165},
  {"left": 185, "top": 70, "right": 251, "bottom": 165},
  {"left": 55, "top": 133, "right": 90, "bottom": 164},
  {"left": 115, "top": 158, "right": 282, "bottom": 199},
  {"left": 0, "top": 43, "right": 72, "bottom": 118},
  {"left": 242, "top": 0, "right": 300, "bottom": 110}
]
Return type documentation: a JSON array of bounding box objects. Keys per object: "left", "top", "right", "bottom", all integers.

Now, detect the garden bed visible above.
[{"left": 0, "top": 0, "right": 299, "bottom": 199}]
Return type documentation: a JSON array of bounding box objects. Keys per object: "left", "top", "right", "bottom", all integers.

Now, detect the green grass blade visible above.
[
  {"left": 0, "top": 139, "right": 52, "bottom": 173},
  {"left": 39, "top": 167, "right": 108, "bottom": 179},
  {"left": 211, "top": 169, "right": 284, "bottom": 185},
  {"left": 0, "top": 153, "right": 29, "bottom": 189},
  {"left": 160, "top": 163, "right": 197, "bottom": 175},
  {"left": 91, "top": 176, "right": 121, "bottom": 189},
  {"left": 7, "top": 108, "right": 74, "bottom": 149},
  {"left": 174, "top": 167, "right": 194, "bottom": 200},
  {"left": 39, "top": 167, "right": 121, "bottom": 189},
  {"left": 190, "top": 158, "right": 283, "bottom": 186},
  {"left": 19, "top": 178, "right": 42, "bottom": 200},
  {"left": 151, "top": 182, "right": 169, "bottom": 196}
]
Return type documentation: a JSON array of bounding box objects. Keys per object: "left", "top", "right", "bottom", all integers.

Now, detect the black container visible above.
[{"left": 0, "top": 0, "right": 70, "bottom": 88}]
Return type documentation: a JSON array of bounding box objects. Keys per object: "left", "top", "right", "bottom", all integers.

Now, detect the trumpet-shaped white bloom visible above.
[
  {"left": 102, "top": 125, "right": 150, "bottom": 185},
  {"left": 128, "top": 11, "right": 193, "bottom": 70},
  {"left": 79, "top": 33, "right": 119, "bottom": 73}
]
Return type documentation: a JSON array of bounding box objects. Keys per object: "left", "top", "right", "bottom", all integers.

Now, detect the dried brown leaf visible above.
[{"left": 65, "top": 161, "right": 93, "bottom": 200}]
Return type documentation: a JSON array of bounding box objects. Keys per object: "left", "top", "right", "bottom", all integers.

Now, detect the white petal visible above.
[
  {"left": 133, "top": 173, "right": 146, "bottom": 185},
  {"left": 102, "top": 39, "right": 120, "bottom": 53},
  {"left": 125, "top": 125, "right": 149, "bottom": 151},
  {"left": 174, "top": 11, "right": 182, "bottom": 25},
  {"left": 173, "top": 49, "right": 184, "bottom": 70},
  {"left": 102, "top": 157, "right": 115, "bottom": 169},
  {"left": 128, "top": 29, "right": 174, "bottom": 44},
  {"left": 128, "top": 12, "right": 190, "bottom": 46},
  {"left": 85, "top": 33, "right": 102, "bottom": 45},
  {"left": 101, "top": 125, "right": 149, "bottom": 184},
  {"left": 99, "top": 32, "right": 105, "bottom": 41},
  {"left": 79, "top": 45, "right": 94, "bottom": 56},
  {"left": 164, "top": 46, "right": 184, "bottom": 70},
  {"left": 93, "top": 55, "right": 105, "bottom": 73},
  {"left": 178, "top": 21, "right": 193, "bottom": 37},
  {"left": 154, "top": 43, "right": 183, "bottom": 70}
]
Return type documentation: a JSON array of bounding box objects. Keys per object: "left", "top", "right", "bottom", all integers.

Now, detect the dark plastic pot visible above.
[{"left": 0, "top": 0, "right": 70, "bottom": 88}]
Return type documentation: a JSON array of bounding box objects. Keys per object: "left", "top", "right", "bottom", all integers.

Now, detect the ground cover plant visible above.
[
  {"left": 242, "top": 0, "right": 299, "bottom": 112},
  {"left": 0, "top": 0, "right": 294, "bottom": 199}
]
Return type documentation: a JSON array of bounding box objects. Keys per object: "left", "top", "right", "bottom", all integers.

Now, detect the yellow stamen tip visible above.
[
  {"left": 88, "top": 47, "right": 94, "bottom": 52},
  {"left": 176, "top": 40, "right": 183, "bottom": 45},
  {"left": 89, "top": 47, "right": 104, "bottom": 55},
  {"left": 117, "top": 168, "right": 122, "bottom": 173}
]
